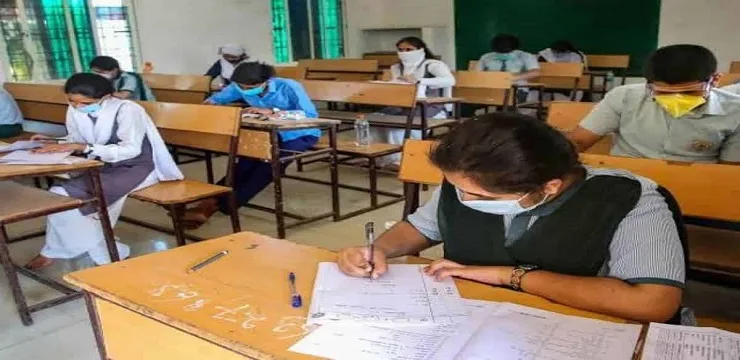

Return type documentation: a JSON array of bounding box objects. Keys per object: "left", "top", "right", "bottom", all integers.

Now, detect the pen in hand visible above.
[{"left": 365, "top": 222, "right": 375, "bottom": 275}]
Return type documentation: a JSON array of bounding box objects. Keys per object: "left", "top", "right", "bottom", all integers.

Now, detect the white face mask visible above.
[
  {"left": 397, "top": 49, "right": 425, "bottom": 66},
  {"left": 456, "top": 188, "right": 549, "bottom": 215}
]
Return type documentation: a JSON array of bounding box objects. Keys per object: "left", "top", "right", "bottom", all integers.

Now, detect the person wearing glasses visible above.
[{"left": 568, "top": 44, "right": 740, "bottom": 164}]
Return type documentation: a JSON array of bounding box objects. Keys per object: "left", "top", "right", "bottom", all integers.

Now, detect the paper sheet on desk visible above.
[
  {"left": 307, "top": 263, "right": 466, "bottom": 326},
  {"left": 290, "top": 300, "right": 500, "bottom": 360},
  {"left": 455, "top": 303, "right": 642, "bottom": 360},
  {"left": 0, "top": 150, "right": 75, "bottom": 165},
  {"left": 641, "top": 323, "right": 740, "bottom": 360},
  {"left": 0, "top": 141, "right": 43, "bottom": 152}
]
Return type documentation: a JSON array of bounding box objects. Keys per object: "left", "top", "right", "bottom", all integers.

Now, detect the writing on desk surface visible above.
[{"left": 148, "top": 283, "right": 316, "bottom": 340}]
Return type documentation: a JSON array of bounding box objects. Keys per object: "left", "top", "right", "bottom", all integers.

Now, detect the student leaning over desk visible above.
[
  {"left": 180, "top": 62, "right": 320, "bottom": 228},
  {"left": 24, "top": 73, "right": 182, "bottom": 270},
  {"left": 337, "top": 113, "right": 687, "bottom": 324},
  {"left": 568, "top": 44, "right": 740, "bottom": 164}
]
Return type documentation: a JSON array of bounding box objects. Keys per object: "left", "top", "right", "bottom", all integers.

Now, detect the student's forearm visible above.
[
  {"left": 521, "top": 270, "right": 681, "bottom": 322},
  {"left": 375, "top": 221, "right": 433, "bottom": 258}
]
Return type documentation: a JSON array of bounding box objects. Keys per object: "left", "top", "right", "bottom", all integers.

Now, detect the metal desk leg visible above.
[
  {"left": 270, "top": 131, "right": 286, "bottom": 239},
  {"left": 89, "top": 168, "right": 119, "bottom": 262},
  {"left": 328, "top": 125, "right": 341, "bottom": 222},
  {"left": 84, "top": 292, "right": 109, "bottom": 360},
  {"left": 0, "top": 225, "right": 32, "bottom": 326}
]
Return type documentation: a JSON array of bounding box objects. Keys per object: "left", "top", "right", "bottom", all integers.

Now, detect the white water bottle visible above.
[{"left": 354, "top": 114, "right": 370, "bottom": 147}]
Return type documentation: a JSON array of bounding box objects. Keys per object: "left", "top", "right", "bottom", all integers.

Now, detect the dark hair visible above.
[
  {"left": 64, "top": 73, "right": 115, "bottom": 99},
  {"left": 550, "top": 40, "right": 584, "bottom": 61},
  {"left": 430, "top": 113, "right": 581, "bottom": 194},
  {"left": 644, "top": 44, "right": 717, "bottom": 84},
  {"left": 89, "top": 56, "right": 120, "bottom": 71},
  {"left": 230, "top": 62, "right": 276, "bottom": 85},
  {"left": 396, "top": 36, "right": 436, "bottom": 60},
  {"left": 490, "top": 34, "right": 520, "bottom": 53}
]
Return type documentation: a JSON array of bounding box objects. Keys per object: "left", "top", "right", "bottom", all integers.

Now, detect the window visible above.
[
  {"left": 271, "top": 0, "right": 344, "bottom": 63},
  {"left": 0, "top": 0, "right": 139, "bottom": 82}
]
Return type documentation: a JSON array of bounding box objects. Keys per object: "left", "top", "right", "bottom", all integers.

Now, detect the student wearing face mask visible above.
[
  {"left": 205, "top": 44, "right": 249, "bottom": 91},
  {"left": 373, "top": 36, "right": 455, "bottom": 168},
  {"left": 90, "top": 56, "right": 156, "bottom": 101},
  {"left": 24, "top": 73, "right": 182, "bottom": 270},
  {"left": 476, "top": 34, "right": 540, "bottom": 94},
  {"left": 181, "top": 62, "right": 319, "bottom": 228},
  {"left": 569, "top": 44, "right": 740, "bottom": 164},
  {"left": 337, "top": 113, "right": 689, "bottom": 324}
]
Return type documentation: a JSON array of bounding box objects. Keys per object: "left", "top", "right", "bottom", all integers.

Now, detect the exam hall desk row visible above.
[
  {"left": 2, "top": 81, "right": 342, "bottom": 240},
  {"left": 64, "top": 231, "right": 632, "bottom": 360},
  {"left": 399, "top": 139, "right": 740, "bottom": 287}
]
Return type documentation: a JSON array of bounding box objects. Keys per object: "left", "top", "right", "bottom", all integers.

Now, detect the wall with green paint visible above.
[{"left": 454, "top": 0, "right": 661, "bottom": 74}]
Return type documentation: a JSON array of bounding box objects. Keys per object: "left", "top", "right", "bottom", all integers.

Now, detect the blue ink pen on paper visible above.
[{"left": 288, "top": 272, "right": 302, "bottom": 308}]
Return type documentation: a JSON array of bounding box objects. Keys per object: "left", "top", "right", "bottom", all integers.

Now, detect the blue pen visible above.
[{"left": 288, "top": 272, "right": 302, "bottom": 308}]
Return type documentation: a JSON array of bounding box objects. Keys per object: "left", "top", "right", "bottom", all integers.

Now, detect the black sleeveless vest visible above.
[{"left": 437, "top": 175, "right": 642, "bottom": 276}]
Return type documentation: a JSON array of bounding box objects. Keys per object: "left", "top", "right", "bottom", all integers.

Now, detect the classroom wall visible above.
[
  {"left": 131, "top": 0, "right": 274, "bottom": 75},
  {"left": 343, "top": 0, "right": 456, "bottom": 67},
  {"left": 658, "top": 0, "right": 740, "bottom": 73}
]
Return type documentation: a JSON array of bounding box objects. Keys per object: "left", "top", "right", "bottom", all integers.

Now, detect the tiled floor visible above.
[{"left": 1, "top": 157, "right": 738, "bottom": 359}]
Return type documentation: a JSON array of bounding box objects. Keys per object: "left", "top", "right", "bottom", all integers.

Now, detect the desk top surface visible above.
[
  {"left": 65, "top": 232, "right": 628, "bottom": 360},
  {"left": 0, "top": 142, "right": 102, "bottom": 180},
  {"left": 241, "top": 117, "right": 341, "bottom": 130}
]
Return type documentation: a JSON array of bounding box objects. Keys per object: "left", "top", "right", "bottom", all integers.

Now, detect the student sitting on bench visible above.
[
  {"left": 90, "top": 56, "right": 156, "bottom": 101},
  {"left": 337, "top": 113, "right": 686, "bottom": 324}
]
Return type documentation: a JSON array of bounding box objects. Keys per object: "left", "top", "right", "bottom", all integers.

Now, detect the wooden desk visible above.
[
  {"left": 66, "top": 232, "right": 628, "bottom": 360},
  {"left": 0, "top": 153, "right": 120, "bottom": 326},
  {"left": 238, "top": 117, "right": 342, "bottom": 239}
]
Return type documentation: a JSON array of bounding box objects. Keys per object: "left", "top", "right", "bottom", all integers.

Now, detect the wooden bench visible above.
[
  {"left": 274, "top": 66, "right": 307, "bottom": 80},
  {"left": 730, "top": 61, "right": 740, "bottom": 74},
  {"left": 546, "top": 101, "right": 612, "bottom": 154},
  {"left": 453, "top": 70, "right": 516, "bottom": 114},
  {"left": 585, "top": 55, "right": 630, "bottom": 97},
  {"left": 121, "top": 102, "right": 243, "bottom": 246},
  {"left": 4, "top": 82, "right": 67, "bottom": 126},
  {"left": 141, "top": 73, "right": 211, "bottom": 104},
  {"left": 298, "top": 59, "right": 379, "bottom": 81},
  {"left": 534, "top": 62, "right": 586, "bottom": 100},
  {"left": 363, "top": 52, "right": 398, "bottom": 69}
]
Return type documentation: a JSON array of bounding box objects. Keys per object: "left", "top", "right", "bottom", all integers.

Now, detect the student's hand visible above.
[
  {"left": 424, "top": 259, "right": 513, "bottom": 286},
  {"left": 30, "top": 134, "right": 58, "bottom": 143},
  {"left": 245, "top": 107, "right": 274, "bottom": 115},
  {"left": 399, "top": 74, "right": 418, "bottom": 83},
  {"left": 33, "top": 143, "right": 86, "bottom": 154},
  {"left": 337, "top": 246, "right": 388, "bottom": 279}
]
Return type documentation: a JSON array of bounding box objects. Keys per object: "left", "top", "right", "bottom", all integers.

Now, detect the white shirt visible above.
[{"left": 390, "top": 59, "right": 456, "bottom": 99}]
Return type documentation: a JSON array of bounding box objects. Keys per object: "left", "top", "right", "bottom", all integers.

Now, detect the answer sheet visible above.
[
  {"left": 0, "top": 141, "right": 43, "bottom": 152},
  {"left": 0, "top": 150, "right": 74, "bottom": 165},
  {"left": 641, "top": 323, "right": 740, "bottom": 360},
  {"left": 291, "top": 300, "right": 499, "bottom": 360},
  {"left": 455, "top": 303, "right": 642, "bottom": 360},
  {"left": 307, "top": 262, "right": 465, "bottom": 325}
]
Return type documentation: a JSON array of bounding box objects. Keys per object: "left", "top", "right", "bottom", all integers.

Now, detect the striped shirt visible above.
[{"left": 407, "top": 167, "right": 685, "bottom": 288}]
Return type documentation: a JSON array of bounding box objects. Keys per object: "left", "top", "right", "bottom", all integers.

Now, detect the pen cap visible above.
[{"left": 291, "top": 294, "right": 303, "bottom": 308}]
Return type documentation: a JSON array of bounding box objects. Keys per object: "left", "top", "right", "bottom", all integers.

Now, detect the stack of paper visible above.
[
  {"left": 0, "top": 150, "right": 75, "bottom": 165},
  {"left": 0, "top": 140, "right": 43, "bottom": 152},
  {"left": 641, "top": 323, "right": 740, "bottom": 360}
]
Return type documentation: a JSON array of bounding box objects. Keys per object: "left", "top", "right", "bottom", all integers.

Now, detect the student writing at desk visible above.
[
  {"left": 0, "top": 87, "right": 23, "bottom": 139},
  {"left": 24, "top": 73, "right": 182, "bottom": 269},
  {"left": 372, "top": 36, "right": 455, "bottom": 169},
  {"left": 181, "top": 62, "right": 320, "bottom": 228},
  {"left": 205, "top": 43, "right": 249, "bottom": 91},
  {"left": 568, "top": 44, "right": 740, "bottom": 164},
  {"left": 337, "top": 113, "right": 687, "bottom": 323},
  {"left": 90, "top": 56, "right": 156, "bottom": 101}
]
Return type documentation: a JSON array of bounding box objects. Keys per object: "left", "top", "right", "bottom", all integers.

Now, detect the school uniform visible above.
[
  {"left": 476, "top": 50, "right": 540, "bottom": 87},
  {"left": 580, "top": 84, "right": 740, "bottom": 163},
  {"left": 722, "top": 82, "right": 740, "bottom": 95},
  {"left": 0, "top": 88, "right": 23, "bottom": 138},
  {"left": 41, "top": 98, "right": 182, "bottom": 264},
  {"left": 409, "top": 167, "right": 687, "bottom": 323},
  {"left": 205, "top": 58, "right": 247, "bottom": 88},
  {"left": 372, "top": 58, "right": 455, "bottom": 166},
  {"left": 113, "top": 72, "right": 156, "bottom": 101},
  {"left": 538, "top": 48, "right": 587, "bottom": 65},
  {"left": 206, "top": 78, "right": 320, "bottom": 212}
]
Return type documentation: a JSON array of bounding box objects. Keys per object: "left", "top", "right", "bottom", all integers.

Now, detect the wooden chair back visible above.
[
  {"left": 719, "top": 73, "right": 740, "bottom": 88},
  {"left": 586, "top": 55, "right": 630, "bottom": 69},
  {"left": 581, "top": 154, "right": 740, "bottom": 222},
  {"left": 274, "top": 66, "right": 307, "bottom": 80},
  {"left": 452, "top": 71, "right": 514, "bottom": 107},
  {"left": 546, "top": 101, "right": 595, "bottom": 131},
  {"left": 299, "top": 59, "right": 379, "bottom": 81},
  {"left": 379, "top": 69, "right": 392, "bottom": 81},
  {"left": 730, "top": 61, "right": 740, "bottom": 74},
  {"left": 301, "top": 80, "right": 418, "bottom": 108},
  {"left": 4, "top": 82, "right": 67, "bottom": 125},
  {"left": 399, "top": 139, "right": 442, "bottom": 185},
  {"left": 363, "top": 53, "right": 399, "bottom": 68},
  {"left": 137, "top": 102, "right": 241, "bottom": 154},
  {"left": 141, "top": 73, "right": 210, "bottom": 104},
  {"left": 536, "top": 62, "right": 586, "bottom": 91}
]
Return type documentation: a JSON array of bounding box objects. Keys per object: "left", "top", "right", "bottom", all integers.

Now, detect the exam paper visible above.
[
  {"left": 455, "top": 303, "right": 642, "bottom": 360},
  {"left": 0, "top": 150, "right": 75, "bottom": 165},
  {"left": 290, "top": 300, "right": 499, "bottom": 360},
  {"left": 307, "top": 262, "right": 465, "bottom": 325},
  {"left": 641, "top": 323, "right": 740, "bottom": 360},
  {"left": 0, "top": 141, "right": 43, "bottom": 152}
]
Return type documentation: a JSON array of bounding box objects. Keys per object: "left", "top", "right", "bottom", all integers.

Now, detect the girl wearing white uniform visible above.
[
  {"left": 538, "top": 40, "right": 587, "bottom": 101},
  {"left": 373, "top": 36, "right": 455, "bottom": 168},
  {"left": 25, "top": 73, "right": 182, "bottom": 269},
  {"left": 205, "top": 44, "right": 249, "bottom": 91}
]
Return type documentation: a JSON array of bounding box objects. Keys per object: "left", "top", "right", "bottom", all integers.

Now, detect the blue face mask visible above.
[
  {"left": 456, "top": 188, "right": 549, "bottom": 215},
  {"left": 494, "top": 53, "right": 515, "bottom": 61},
  {"left": 240, "top": 84, "right": 265, "bottom": 97},
  {"left": 75, "top": 102, "right": 102, "bottom": 114}
]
